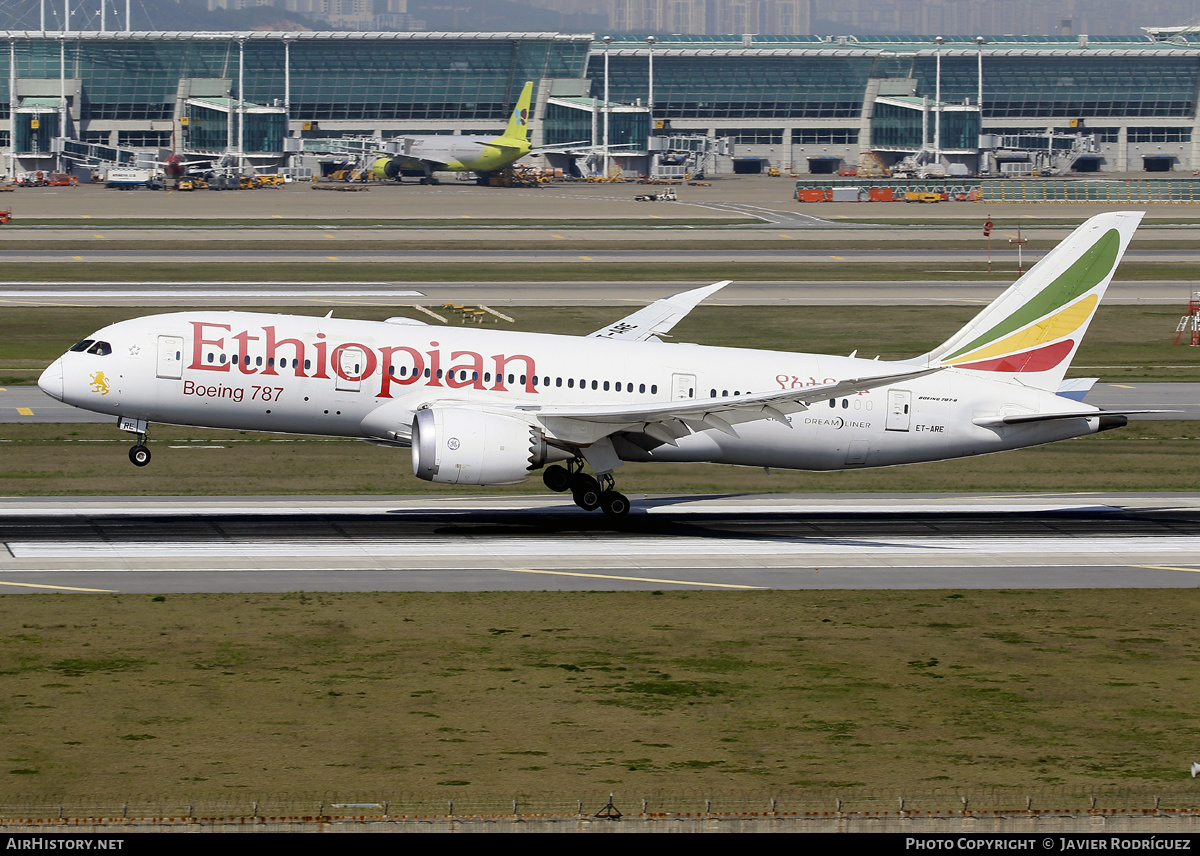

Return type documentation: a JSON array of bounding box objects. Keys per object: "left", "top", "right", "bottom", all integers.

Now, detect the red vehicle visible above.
[{"left": 0, "top": 210, "right": 12, "bottom": 224}]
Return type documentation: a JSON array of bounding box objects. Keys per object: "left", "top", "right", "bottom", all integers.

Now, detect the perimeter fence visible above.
[
  {"left": 791, "top": 176, "right": 1200, "bottom": 203},
  {"left": 1, "top": 787, "right": 1196, "bottom": 821}
]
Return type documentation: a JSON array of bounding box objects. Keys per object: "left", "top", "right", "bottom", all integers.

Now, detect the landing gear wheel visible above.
[
  {"left": 542, "top": 465, "right": 571, "bottom": 493},
  {"left": 129, "top": 445, "right": 151, "bottom": 467},
  {"left": 599, "top": 490, "right": 630, "bottom": 519},
  {"left": 569, "top": 473, "right": 601, "bottom": 511}
]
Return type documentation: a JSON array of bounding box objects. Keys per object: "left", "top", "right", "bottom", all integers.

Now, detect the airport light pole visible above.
[
  {"left": 975, "top": 36, "right": 986, "bottom": 153},
  {"left": 602, "top": 35, "right": 611, "bottom": 179},
  {"left": 283, "top": 35, "right": 292, "bottom": 117},
  {"left": 646, "top": 35, "right": 655, "bottom": 126},
  {"left": 58, "top": 35, "right": 67, "bottom": 170},
  {"left": 8, "top": 40, "right": 15, "bottom": 177},
  {"left": 933, "top": 35, "right": 944, "bottom": 165},
  {"left": 237, "top": 37, "right": 245, "bottom": 172}
]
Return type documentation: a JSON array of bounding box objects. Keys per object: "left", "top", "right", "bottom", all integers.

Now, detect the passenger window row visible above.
[
  {"left": 385, "top": 365, "right": 659, "bottom": 394},
  {"left": 196, "top": 354, "right": 665, "bottom": 395},
  {"left": 204, "top": 353, "right": 303, "bottom": 369}
]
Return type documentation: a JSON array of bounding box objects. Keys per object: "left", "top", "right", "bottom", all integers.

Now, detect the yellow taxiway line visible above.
[
  {"left": 0, "top": 581, "right": 116, "bottom": 592},
  {"left": 507, "top": 568, "right": 764, "bottom": 590}
]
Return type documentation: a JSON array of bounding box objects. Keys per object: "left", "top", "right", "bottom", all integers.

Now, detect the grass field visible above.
[
  {"left": 0, "top": 260, "right": 1197, "bottom": 284},
  {"left": 3, "top": 238, "right": 1194, "bottom": 253},
  {"left": 0, "top": 420, "right": 1198, "bottom": 497},
  {"left": 1, "top": 590, "right": 1197, "bottom": 810}
]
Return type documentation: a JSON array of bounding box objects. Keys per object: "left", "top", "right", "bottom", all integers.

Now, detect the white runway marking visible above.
[{"left": 9, "top": 535, "right": 1200, "bottom": 562}]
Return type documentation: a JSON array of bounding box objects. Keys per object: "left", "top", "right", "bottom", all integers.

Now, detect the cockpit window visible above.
[
  {"left": 69, "top": 339, "right": 95, "bottom": 352},
  {"left": 86, "top": 341, "right": 112, "bottom": 356}
]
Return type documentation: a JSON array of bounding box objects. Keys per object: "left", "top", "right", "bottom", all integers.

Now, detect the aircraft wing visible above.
[
  {"left": 533, "top": 366, "right": 941, "bottom": 443},
  {"left": 589, "top": 281, "right": 731, "bottom": 342}
]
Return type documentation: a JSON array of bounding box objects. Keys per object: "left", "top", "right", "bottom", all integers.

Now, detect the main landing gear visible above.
[{"left": 542, "top": 460, "right": 630, "bottom": 519}]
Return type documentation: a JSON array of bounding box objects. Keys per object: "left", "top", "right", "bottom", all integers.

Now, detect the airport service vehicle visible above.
[
  {"left": 39, "top": 212, "right": 1146, "bottom": 518},
  {"left": 105, "top": 168, "right": 163, "bottom": 190},
  {"left": 369, "top": 82, "right": 534, "bottom": 185}
]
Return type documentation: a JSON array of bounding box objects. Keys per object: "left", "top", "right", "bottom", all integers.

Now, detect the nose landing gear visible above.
[
  {"left": 542, "top": 460, "right": 630, "bottom": 519},
  {"left": 128, "top": 432, "right": 151, "bottom": 467},
  {"left": 118, "top": 418, "right": 153, "bottom": 467}
]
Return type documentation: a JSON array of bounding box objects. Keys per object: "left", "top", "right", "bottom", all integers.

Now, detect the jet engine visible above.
[
  {"left": 411, "top": 408, "right": 567, "bottom": 485},
  {"left": 371, "top": 157, "right": 402, "bottom": 180}
]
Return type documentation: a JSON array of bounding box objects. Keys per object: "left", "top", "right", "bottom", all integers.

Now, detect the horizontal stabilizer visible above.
[
  {"left": 1056, "top": 377, "right": 1098, "bottom": 402},
  {"left": 972, "top": 409, "right": 1171, "bottom": 427}
]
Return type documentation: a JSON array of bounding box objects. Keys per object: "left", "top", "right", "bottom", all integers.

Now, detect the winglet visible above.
[
  {"left": 502, "top": 81, "right": 535, "bottom": 142},
  {"left": 589, "top": 281, "right": 731, "bottom": 341}
]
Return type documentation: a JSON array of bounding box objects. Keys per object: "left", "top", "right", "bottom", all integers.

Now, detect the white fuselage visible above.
[{"left": 42, "top": 311, "right": 1106, "bottom": 475}]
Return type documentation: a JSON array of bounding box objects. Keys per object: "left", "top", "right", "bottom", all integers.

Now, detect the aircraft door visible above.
[
  {"left": 156, "top": 335, "right": 184, "bottom": 379},
  {"left": 885, "top": 389, "right": 912, "bottom": 432},
  {"left": 672, "top": 373, "right": 696, "bottom": 400},
  {"left": 336, "top": 346, "right": 366, "bottom": 392}
]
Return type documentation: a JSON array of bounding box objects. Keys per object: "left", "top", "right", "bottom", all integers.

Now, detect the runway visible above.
[{"left": 1, "top": 493, "right": 1198, "bottom": 594}]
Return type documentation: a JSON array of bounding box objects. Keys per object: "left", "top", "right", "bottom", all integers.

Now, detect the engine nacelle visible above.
[
  {"left": 371, "top": 157, "right": 402, "bottom": 180},
  {"left": 411, "top": 408, "right": 562, "bottom": 485}
]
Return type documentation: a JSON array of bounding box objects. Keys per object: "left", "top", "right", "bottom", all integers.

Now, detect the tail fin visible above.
[
  {"left": 501, "top": 81, "right": 534, "bottom": 141},
  {"left": 909, "top": 210, "right": 1143, "bottom": 391}
]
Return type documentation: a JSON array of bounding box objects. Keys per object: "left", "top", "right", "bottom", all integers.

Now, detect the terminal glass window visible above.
[
  {"left": 917, "top": 55, "right": 1197, "bottom": 119},
  {"left": 1128, "top": 127, "right": 1192, "bottom": 142},
  {"left": 792, "top": 129, "right": 860, "bottom": 144},
  {"left": 185, "top": 104, "right": 229, "bottom": 152},
  {"left": 870, "top": 102, "right": 924, "bottom": 149},
  {"left": 117, "top": 131, "right": 171, "bottom": 147},
  {"left": 543, "top": 102, "right": 594, "bottom": 147},
  {"left": 940, "top": 111, "right": 980, "bottom": 149},
  {"left": 717, "top": 128, "right": 783, "bottom": 144},
  {"left": 594, "top": 54, "right": 869, "bottom": 119},
  {"left": 242, "top": 113, "right": 286, "bottom": 153},
  {"left": 14, "top": 112, "right": 58, "bottom": 154}
]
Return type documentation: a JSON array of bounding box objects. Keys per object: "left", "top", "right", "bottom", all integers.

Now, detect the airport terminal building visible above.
[{"left": 3, "top": 29, "right": 1200, "bottom": 177}]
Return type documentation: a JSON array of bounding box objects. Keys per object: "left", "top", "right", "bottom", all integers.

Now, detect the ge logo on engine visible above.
[{"left": 447, "top": 437, "right": 461, "bottom": 451}]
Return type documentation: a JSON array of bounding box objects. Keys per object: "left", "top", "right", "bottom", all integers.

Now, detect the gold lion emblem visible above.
[{"left": 89, "top": 371, "right": 110, "bottom": 395}]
